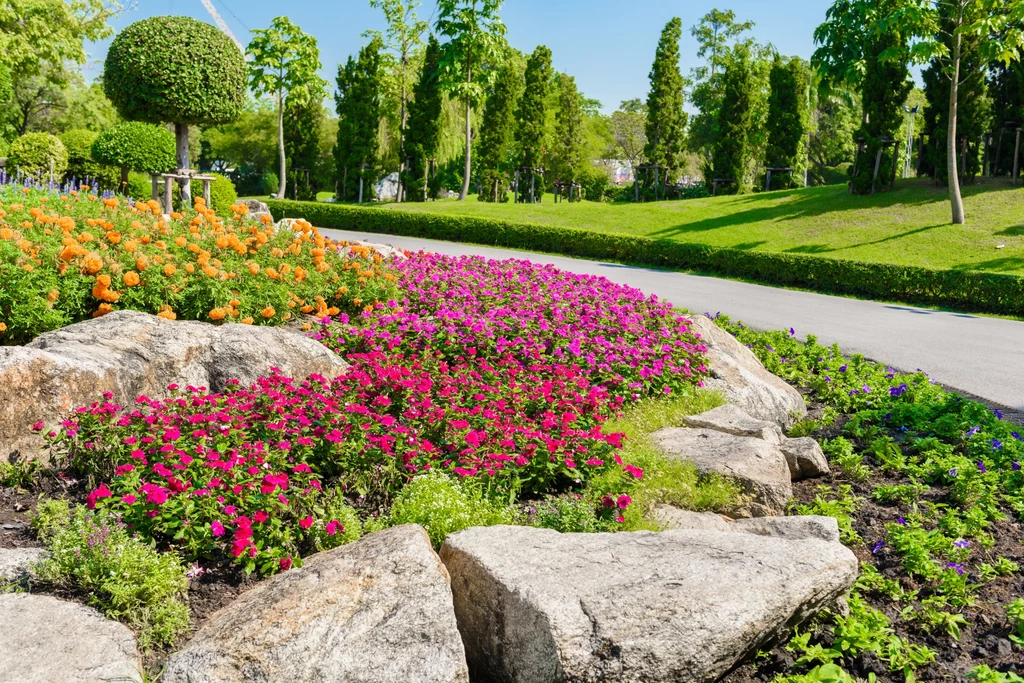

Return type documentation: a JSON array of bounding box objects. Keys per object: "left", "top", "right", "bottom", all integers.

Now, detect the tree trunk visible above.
[
  {"left": 398, "top": 50, "right": 408, "bottom": 203},
  {"left": 277, "top": 90, "right": 287, "bottom": 200},
  {"left": 120, "top": 166, "right": 129, "bottom": 194},
  {"left": 175, "top": 122, "right": 191, "bottom": 208},
  {"left": 460, "top": 49, "right": 473, "bottom": 201},
  {"left": 947, "top": 14, "right": 965, "bottom": 225}
]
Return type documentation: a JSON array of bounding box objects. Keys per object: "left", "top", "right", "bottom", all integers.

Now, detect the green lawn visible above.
[{"left": 378, "top": 179, "right": 1024, "bottom": 275}]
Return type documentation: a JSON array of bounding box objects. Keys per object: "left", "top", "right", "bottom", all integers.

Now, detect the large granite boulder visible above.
[
  {"left": 653, "top": 505, "right": 841, "bottom": 544},
  {"left": 651, "top": 427, "right": 793, "bottom": 516},
  {"left": 0, "top": 593, "right": 141, "bottom": 682},
  {"left": 688, "top": 316, "right": 806, "bottom": 428},
  {"left": 0, "top": 310, "right": 350, "bottom": 461},
  {"left": 0, "top": 547, "right": 47, "bottom": 586},
  {"left": 780, "top": 436, "right": 831, "bottom": 479},
  {"left": 440, "top": 525, "right": 858, "bottom": 683},
  {"left": 162, "top": 525, "right": 469, "bottom": 683}
]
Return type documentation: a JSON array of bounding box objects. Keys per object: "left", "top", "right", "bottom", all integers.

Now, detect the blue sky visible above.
[{"left": 86, "top": 0, "right": 836, "bottom": 113}]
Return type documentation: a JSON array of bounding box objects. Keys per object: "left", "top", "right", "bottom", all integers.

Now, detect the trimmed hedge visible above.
[{"left": 266, "top": 199, "right": 1024, "bottom": 317}]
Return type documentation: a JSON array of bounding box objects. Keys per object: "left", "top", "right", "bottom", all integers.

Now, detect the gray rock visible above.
[
  {"left": 440, "top": 525, "right": 859, "bottom": 683},
  {"left": 1, "top": 311, "right": 349, "bottom": 461},
  {"left": 651, "top": 427, "right": 793, "bottom": 516},
  {"left": 0, "top": 547, "right": 47, "bottom": 584},
  {"left": 237, "top": 198, "right": 271, "bottom": 217},
  {"left": 162, "top": 525, "right": 468, "bottom": 683},
  {"left": 683, "top": 404, "right": 785, "bottom": 445},
  {"left": 780, "top": 437, "right": 831, "bottom": 480},
  {"left": 0, "top": 593, "right": 140, "bottom": 682},
  {"left": 689, "top": 315, "right": 806, "bottom": 428},
  {"left": 732, "top": 516, "right": 841, "bottom": 544},
  {"left": 653, "top": 506, "right": 840, "bottom": 544}
]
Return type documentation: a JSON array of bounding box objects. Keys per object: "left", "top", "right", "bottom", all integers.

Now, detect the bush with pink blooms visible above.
[{"left": 54, "top": 251, "right": 710, "bottom": 575}]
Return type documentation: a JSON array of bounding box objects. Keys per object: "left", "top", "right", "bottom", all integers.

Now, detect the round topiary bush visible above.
[
  {"left": 7, "top": 133, "right": 69, "bottom": 180},
  {"left": 92, "top": 122, "right": 177, "bottom": 191},
  {"left": 59, "top": 129, "right": 120, "bottom": 191},
  {"left": 103, "top": 15, "right": 246, "bottom": 205}
]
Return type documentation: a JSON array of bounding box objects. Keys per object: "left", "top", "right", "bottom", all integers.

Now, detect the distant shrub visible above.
[
  {"left": 580, "top": 164, "right": 610, "bottom": 202},
  {"left": 7, "top": 133, "right": 68, "bottom": 179},
  {"left": 190, "top": 172, "right": 237, "bottom": 211},
  {"left": 387, "top": 472, "right": 515, "bottom": 547},
  {"left": 92, "top": 122, "right": 176, "bottom": 190},
  {"left": 31, "top": 499, "right": 190, "bottom": 650},
  {"left": 59, "top": 129, "right": 119, "bottom": 191}
]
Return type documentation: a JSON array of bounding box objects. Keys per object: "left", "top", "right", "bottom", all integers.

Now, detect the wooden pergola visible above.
[
  {"left": 514, "top": 166, "right": 544, "bottom": 203},
  {"left": 151, "top": 171, "right": 216, "bottom": 214}
]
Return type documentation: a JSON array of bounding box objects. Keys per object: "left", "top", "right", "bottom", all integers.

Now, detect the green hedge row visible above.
[{"left": 267, "top": 199, "right": 1024, "bottom": 316}]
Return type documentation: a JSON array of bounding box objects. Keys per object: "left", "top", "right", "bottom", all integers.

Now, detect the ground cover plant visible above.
[
  {"left": 0, "top": 182, "right": 398, "bottom": 344},
  {"left": 44, "top": 252, "right": 714, "bottom": 577},
  {"left": 708, "top": 316, "right": 1024, "bottom": 682}
]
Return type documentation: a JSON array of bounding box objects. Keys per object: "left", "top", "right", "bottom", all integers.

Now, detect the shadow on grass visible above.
[{"left": 951, "top": 256, "right": 1024, "bottom": 273}]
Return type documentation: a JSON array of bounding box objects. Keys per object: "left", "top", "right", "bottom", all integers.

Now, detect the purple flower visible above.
[
  {"left": 849, "top": 389, "right": 860, "bottom": 396},
  {"left": 948, "top": 468, "right": 958, "bottom": 478},
  {"left": 966, "top": 426, "right": 980, "bottom": 437},
  {"left": 789, "top": 327, "right": 795, "bottom": 337},
  {"left": 946, "top": 562, "right": 965, "bottom": 575},
  {"left": 872, "top": 541, "right": 885, "bottom": 554},
  {"left": 1012, "top": 431, "right": 1022, "bottom": 441},
  {"left": 992, "top": 439, "right": 1003, "bottom": 450},
  {"left": 977, "top": 461, "right": 987, "bottom": 473},
  {"left": 839, "top": 364, "right": 848, "bottom": 372},
  {"left": 994, "top": 409, "right": 1003, "bottom": 420},
  {"left": 862, "top": 384, "right": 872, "bottom": 393},
  {"left": 953, "top": 539, "right": 969, "bottom": 549},
  {"left": 897, "top": 516, "right": 907, "bottom": 525},
  {"left": 765, "top": 345, "right": 774, "bottom": 352},
  {"left": 1013, "top": 461, "right": 1021, "bottom": 471},
  {"left": 890, "top": 383, "right": 908, "bottom": 398}
]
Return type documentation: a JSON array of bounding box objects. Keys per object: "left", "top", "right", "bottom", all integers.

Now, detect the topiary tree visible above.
[
  {"left": 92, "top": 122, "right": 176, "bottom": 192},
  {"left": 765, "top": 57, "right": 810, "bottom": 189},
  {"left": 7, "top": 132, "right": 68, "bottom": 180},
  {"left": 476, "top": 56, "right": 522, "bottom": 202},
  {"left": 59, "top": 129, "right": 119, "bottom": 190},
  {"left": 103, "top": 15, "right": 246, "bottom": 206},
  {"left": 710, "top": 47, "right": 754, "bottom": 194},
  {"left": 403, "top": 34, "right": 445, "bottom": 201},
  {"left": 645, "top": 17, "right": 688, "bottom": 183},
  {"left": 514, "top": 45, "right": 553, "bottom": 200}
]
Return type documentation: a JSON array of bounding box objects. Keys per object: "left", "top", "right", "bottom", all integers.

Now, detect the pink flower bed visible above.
[{"left": 63, "top": 252, "right": 708, "bottom": 574}]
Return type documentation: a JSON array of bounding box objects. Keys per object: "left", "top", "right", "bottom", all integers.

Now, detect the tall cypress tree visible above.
[
  {"left": 477, "top": 58, "right": 522, "bottom": 202},
  {"left": 765, "top": 56, "right": 809, "bottom": 189},
  {"left": 334, "top": 37, "right": 383, "bottom": 201},
  {"left": 514, "top": 45, "right": 553, "bottom": 200},
  {"left": 403, "top": 35, "right": 444, "bottom": 200},
  {"left": 284, "top": 93, "right": 322, "bottom": 201},
  {"left": 550, "top": 72, "right": 585, "bottom": 184},
  {"left": 711, "top": 46, "right": 753, "bottom": 193},
  {"left": 644, "top": 17, "right": 687, "bottom": 185}
]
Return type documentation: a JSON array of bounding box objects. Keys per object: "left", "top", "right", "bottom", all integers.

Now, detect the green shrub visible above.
[
  {"left": 387, "top": 471, "right": 515, "bottom": 547},
  {"left": 178, "top": 172, "right": 237, "bottom": 211},
  {"left": 7, "top": 133, "right": 68, "bottom": 180},
  {"left": 92, "top": 122, "right": 176, "bottom": 189},
  {"left": 305, "top": 490, "right": 363, "bottom": 552},
  {"left": 30, "top": 499, "right": 190, "bottom": 650},
  {"left": 125, "top": 171, "right": 154, "bottom": 202},
  {"left": 0, "top": 137, "right": 9, "bottom": 157},
  {"left": 58, "top": 129, "right": 120, "bottom": 191},
  {"left": 266, "top": 199, "right": 1024, "bottom": 317},
  {"left": 580, "top": 164, "right": 610, "bottom": 202}
]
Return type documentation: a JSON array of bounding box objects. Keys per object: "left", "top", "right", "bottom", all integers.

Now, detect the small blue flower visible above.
[
  {"left": 897, "top": 516, "right": 907, "bottom": 526},
  {"left": 824, "top": 376, "right": 832, "bottom": 383},
  {"left": 789, "top": 327, "right": 795, "bottom": 337},
  {"left": 994, "top": 409, "right": 1003, "bottom": 420},
  {"left": 862, "top": 384, "right": 871, "bottom": 393},
  {"left": 946, "top": 561, "right": 965, "bottom": 576},
  {"left": 890, "top": 383, "right": 908, "bottom": 398},
  {"left": 765, "top": 345, "right": 774, "bottom": 352},
  {"left": 839, "top": 364, "right": 848, "bottom": 372},
  {"left": 966, "top": 426, "right": 980, "bottom": 437},
  {"left": 849, "top": 389, "right": 860, "bottom": 396},
  {"left": 992, "top": 439, "right": 1003, "bottom": 450},
  {"left": 883, "top": 413, "right": 893, "bottom": 420},
  {"left": 948, "top": 468, "right": 958, "bottom": 478},
  {"left": 1012, "top": 431, "right": 1022, "bottom": 441},
  {"left": 872, "top": 541, "right": 885, "bottom": 554},
  {"left": 977, "top": 461, "right": 987, "bottom": 473},
  {"left": 953, "top": 539, "right": 969, "bottom": 549},
  {"left": 1013, "top": 461, "right": 1022, "bottom": 471}
]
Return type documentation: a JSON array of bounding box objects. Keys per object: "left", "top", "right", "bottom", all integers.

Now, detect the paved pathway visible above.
[{"left": 322, "top": 229, "right": 1024, "bottom": 411}]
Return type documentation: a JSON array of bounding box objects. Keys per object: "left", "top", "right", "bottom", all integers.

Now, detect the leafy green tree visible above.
[
  {"left": 59, "top": 129, "right": 118, "bottom": 190},
  {"left": 476, "top": 57, "right": 522, "bottom": 201},
  {"left": 366, "top": 0, "right": 428, "bottom": 201},
  {"left": 104, "top": 16, "right": 246, "bottom": 206},
  {"left": 808, "top": 93, "right": 860, "bottom": 185},
  {"left": 284, "top": 98, "right": 324, "bottom": 200},
  {"left": 7, "top": 132, "right": 67, "bottom": 179},
  {"left": 765, "top": 57, "right": 810, "bottom": 188},
  {"left": 335, "top": 39, "right": 385, "bottom": 201},
  {"left": 435, "top": 0, "right": 508, "bottom": 200},
  {"left": 688, "top": 9, "right": 755, "bottom": 161},
  {"left": 52, "top": 80, "right": 120, "bottom": 134},
  {"left": 813, "top": 0, "right": 915, "bottom": 196},
  {"left": 247, "top": 17, "right": 328, "bottom": 200},
  {"left": 403, "top": 35, "right": 445, "bottom": 200},
  {"left": 202, "top": 98, "right": 278, "bottom": 178},
  {"left": 550, "top": 73, "right": 586, "bottom": 184},
  {"left": 91, "top": 121, "right": 176, "bottom": 190},
  {"left": 514, "top": 45, "right": 553, "bottom": 200},
  {"left": 711, "top": 46, "right": 754, "bottom": 193},
  {"left": 644, "top": 18, "right": 688, "bottom": 183},
  {"left": 611, "top": 107, "right": 647, "bottom": 174}
]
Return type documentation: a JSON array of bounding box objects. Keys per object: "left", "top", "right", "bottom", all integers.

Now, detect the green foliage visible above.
[
  {"left": 1007, "top": 598, "right": 1024, "bottom": 646},
  {"left": 476, "top": 57, "right": 522, "bottom": 201},
  {"left": 386, "top": 471, "right": 515, "bottom": 547},
  {"left": 795, "top": 484, "right": 863, "bottom": 545},
  {"left": 7, "top": 132, "right": 68, "bottom": 179},
  {"left": 283, "top": 98, "right": 323, "bottom": 201},
  {"left": 403, "top": 35, "right": 445, "bottom": 201},
  {"left": 968, "top": 665, "right": 1024, "bottom": 683},
  {"left": 91, "top": 122, "right": 176, "bottom": 185},
  {"left": 175, "top": 172, "right": 237, "bottom": 212},
  {"left": 335, "top": 38, "right": 385, "bottom": 200},
  {"left": 514, "top": 45, "right": 553, "bottom": 198},
  {"left": 31, "top": 499, "right": 191, "bottom": 650},
  {"left": 578, "top": 164, "right": 610, "bottom": 202},
  {"left": 711, "top": 46, "right": 754, "bottom": 193},
  {"left": 58, "top": 129, "right": 119, "bottom": 190},
  {"left": 305, "top": 491, "right": 363, "bottom": 552},
  {"left": 644, "top": 18, "right": 688, "bottom": 179},
  {"left": 124, "top": 171, "right": 154, "bottom": 202},
  {"left": 0, "top": 458, "right": 39, "bottom": 489},
  {"left": 550, "top": 73, "right": 586, "bottom": 182},
  {"left": 765, "top": 57, "right": 810, "bottom": 188},
  {"left": 265, "top": 198, "right": 1024, "bottom": 317},
  {"left": 103, "top": 16, "right": 246, "bottom": 127}
]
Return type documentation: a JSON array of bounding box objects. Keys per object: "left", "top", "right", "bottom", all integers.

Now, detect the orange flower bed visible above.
[{"left": 0, "top": 188, "right": 399, "bottom": 344}]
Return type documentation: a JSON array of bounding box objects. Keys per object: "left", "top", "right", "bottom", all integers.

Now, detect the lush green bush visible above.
[
  {"left": 386, "top": 471, "right": 515, "bottom": 547},
  {"left": 191, "top": 172, "right": 237, "bottom": 211},
  {"left": 7, "top": 133, "right": 68, "bottom": 180},
  {"left": 125, "top": 171, "right": 154, "bottom": 202},
  {"left": 58, "top": 129, "right": 120, "bottom": 191},
  {"left": 31, "top": 499, "right": 190, "bottom": 650},
  {"left": 266, "top": 199, "right": 1024, "bottom": 316},
  {"left": 103, "top": 16, "right": 246, "bottom": 128},
  {"left": 92, "top": 122, "right": 176, "bottom": 187},
  {"left": 580, "top": 164, "right": 610, "bottom": 202}
]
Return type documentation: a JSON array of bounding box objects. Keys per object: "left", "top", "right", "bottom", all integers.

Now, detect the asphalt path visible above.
[{"left": 321, "top": 228, "right": 1024, "bottom": 412}]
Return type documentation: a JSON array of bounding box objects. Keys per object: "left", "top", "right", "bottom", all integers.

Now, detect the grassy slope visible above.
[{"left": 380, "top": 179, "right": 1024, "bottom": 275}]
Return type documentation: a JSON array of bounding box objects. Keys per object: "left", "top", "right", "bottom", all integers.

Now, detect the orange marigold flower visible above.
[
  {"left": 135, "top": 255, "right": 149, "bottom": 271},
  {"left": 184, "top": 263, "right": 195, "bottom": 273},
  {"left": 261, "top": 306, "right": 275, "bottom": 319},
  {"left": 170, "top": 212, "right": 183, "bottom": 220},
  {"left": 46, "top": 289, "right": 59, "bottom": 303},
  {"left": 163, "top": 264, "right": 177, "bottom": 277},
  {"left": 93, "top": 303, "right": 114, "bottom": 317},
  {"left": 124, "top": 271, "right": 141, "bottom": 287},
  {"left": 123, "top": 240, "right": 138, "bottom": 253},
  {"left": 228, "top": 299, "right": 241, "bottom": 307},
  {"left": 95, "top": 274, "right": 112, "bottom": 288},
  {"left": 0, "top": 322, "right": 6, "bottom": 333},
  {"left": 175, "top": 236, "right": 187, "bottom": 247},
  {"left": 248, "top": 263, "right": 260, "bottom": 275},
  {"left": 156, "top": 305, "right": 176, "bottom": 320},
  {"left": 208, "top": 308, "right": 227, "bottom": 321},
  {"left": 202, "top": 265, "right": 218, "bottom": 278},
  {"left": 240, "top": 316, "right": 254, "bottom": 325}
]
